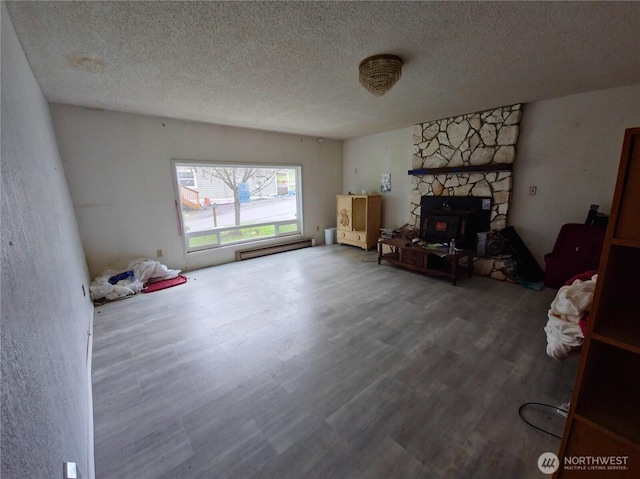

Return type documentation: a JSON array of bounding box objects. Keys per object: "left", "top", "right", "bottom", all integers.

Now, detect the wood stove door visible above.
[{"left": 421, "top": 214, "right": 460, "bottom": 243}]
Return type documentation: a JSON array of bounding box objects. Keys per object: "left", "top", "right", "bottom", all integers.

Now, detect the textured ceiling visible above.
[{"left": 6, "top": 1, "right": 640, "bottom": 140}]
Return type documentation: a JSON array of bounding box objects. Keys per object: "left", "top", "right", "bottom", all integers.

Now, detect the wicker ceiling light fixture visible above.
[{"left": 358, "top": 54, "right": 403, "bottom": 97}]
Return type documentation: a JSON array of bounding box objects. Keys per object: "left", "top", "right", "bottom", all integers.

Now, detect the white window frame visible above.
[{"left": 172, "top": 160, "right": 303, "bottom": 253}]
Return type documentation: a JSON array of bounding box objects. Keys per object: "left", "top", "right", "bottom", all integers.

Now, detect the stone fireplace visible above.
[{"left": 410, "top": 104, "right": 523, "bottom": 280}]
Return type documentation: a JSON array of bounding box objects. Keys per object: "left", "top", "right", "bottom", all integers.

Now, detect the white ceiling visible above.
[{"left": 6, "top": 1, "right": 640, "bottom": 140}]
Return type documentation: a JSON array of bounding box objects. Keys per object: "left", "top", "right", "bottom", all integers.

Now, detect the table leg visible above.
[{"left": 451, "top": 254, "right": 458, "bottom": 286}]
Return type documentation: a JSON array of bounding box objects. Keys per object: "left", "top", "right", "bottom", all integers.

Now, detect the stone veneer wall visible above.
[
  {"left": 411, "top": 104, "right": 523, "bottom": 282},
  {"left": 411, "top": 104, "right": 522, "bottom": 231}
]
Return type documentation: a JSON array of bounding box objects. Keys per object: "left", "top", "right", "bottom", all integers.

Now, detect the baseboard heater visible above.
[{"left": 235, "top": 237, "right": 313, "bottom": 261}]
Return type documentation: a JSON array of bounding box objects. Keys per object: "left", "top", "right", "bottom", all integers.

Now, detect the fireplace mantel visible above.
[{"left": 408, "top": 163, "right": 513, "bottom": 176}]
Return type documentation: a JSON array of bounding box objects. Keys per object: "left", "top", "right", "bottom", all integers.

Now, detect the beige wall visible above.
[
  {"left": 512, "top": 84, "right": 639, "bottom": 265},
  {"left": 344, "top": 84, "right": 640, "bottom": 267},
  {"left": 51, "top": 105, "right": 343, "bottom": 277},
  {"left": 342, "top": 128, "right": 414, "bottom": 230}
]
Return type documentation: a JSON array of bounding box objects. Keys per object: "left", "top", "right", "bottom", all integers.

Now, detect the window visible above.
[
  {"left": 176, "top": 168, "right": 197, "bottom": 187},
  {"left": 173, "top": 162, "right": 302, "bottom": 252}
]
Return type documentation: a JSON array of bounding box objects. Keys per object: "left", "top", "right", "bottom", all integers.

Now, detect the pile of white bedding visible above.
[
  {"left": 544, "top": 273, "right": 597, "bottom": 361},
  {"left": 90, "top": 258, "right": 181, "bottom": 301}
]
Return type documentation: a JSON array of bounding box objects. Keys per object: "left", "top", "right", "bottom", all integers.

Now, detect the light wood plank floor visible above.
[{"left": 92, "top": 245, "right": 577, "bottom": 478}]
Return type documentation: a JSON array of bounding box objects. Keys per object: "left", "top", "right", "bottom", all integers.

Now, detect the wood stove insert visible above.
[{"left": 420, "top": 196, "right": 492, "bottom": 249}]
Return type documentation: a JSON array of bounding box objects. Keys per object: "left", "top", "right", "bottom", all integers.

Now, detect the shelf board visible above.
[
  {"left": 574, "top": 341, "right": 640, "bottom": 444},
  {"left": 591, "top": 332, "right": 640, "bottom": 355},
  {"left": 558, "top": 417, "right": 640, "bottom": 478},
  {"left": 571, "top": 414, "right": 640, "bottom": 451},
  {"left": 591, "top": 246, "right": 640, "bottom": 354},
  {"left": 611, "top": 237, "right": 640, "bottom": 248},
  {"left": 407, "top": 163, "right": 513, "bottom": 176}
]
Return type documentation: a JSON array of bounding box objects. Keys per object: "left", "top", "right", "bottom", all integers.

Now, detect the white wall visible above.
[
  {"left": 50, "top": 105, "right": 343, "bottom": 277},
  {"left": 1, "top": 5, "right": 95, "bottom": 478},
  {"left": 343, "top": 127, "right": 414, "bottom": 229},
  {"left": 344, "top": 84, "right": 640, "bottom": 267},
  {"left": 512, "top": 84, "right": 639, "bottom": 265}
]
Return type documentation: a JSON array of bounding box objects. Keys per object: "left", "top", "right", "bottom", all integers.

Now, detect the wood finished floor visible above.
[{"left": 92, "top": 245, "right": 577, "bottom": 479}]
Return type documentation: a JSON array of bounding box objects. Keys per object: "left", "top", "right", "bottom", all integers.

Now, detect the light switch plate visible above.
[{"left": 63, "top": 462, "right": 77, "bottom": 479}]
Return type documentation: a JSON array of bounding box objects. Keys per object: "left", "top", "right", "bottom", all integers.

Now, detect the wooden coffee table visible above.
[{"left": 378, "top": 237, "right": 474, "bottom": 285}]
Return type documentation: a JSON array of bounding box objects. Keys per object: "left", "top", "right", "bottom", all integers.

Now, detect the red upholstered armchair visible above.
[{"left": 544, "top": 223, "right": 606, "bottom": 288}]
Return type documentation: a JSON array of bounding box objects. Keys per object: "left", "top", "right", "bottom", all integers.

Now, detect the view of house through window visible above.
[{"left": 173, "top": 162, "right": 302, "bottom": 252}]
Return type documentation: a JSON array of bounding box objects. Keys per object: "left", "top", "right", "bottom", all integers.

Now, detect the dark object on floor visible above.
[
  {"left": 544, "top": 224, "right": 605, "bottom": 288},
  {"left": 143, "top": 274, "right": 187, "bottom": 293},
  {"left": 516, "top": 279, "right": 545, "bottom": 291},
  {"left": 500, "top": 226, "right": 545, "bottom": 283}
]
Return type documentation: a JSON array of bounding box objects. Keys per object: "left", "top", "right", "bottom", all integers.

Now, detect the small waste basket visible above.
[{"left": 324, "top": 227, "right": 337, "bottom": 245}]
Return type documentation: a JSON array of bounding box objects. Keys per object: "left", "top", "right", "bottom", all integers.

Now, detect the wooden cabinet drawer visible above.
[
  {"left": 337, "top": 230, "right": 366, "bottom": 243},
  {"left": 402, "top": 247, "right": 424, "bottom": 259},
  {"left": 401, "top": 248, "right": 426, "bottom": 267}
]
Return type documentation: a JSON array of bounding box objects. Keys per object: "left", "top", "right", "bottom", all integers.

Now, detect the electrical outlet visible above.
[
  {"left": 529, "top": 186, "right": 537, "bottom": 195},
  {"left": 316, "top": 225, "right": 319, "bottom": 231},
  {"left": 156, "top": 249, "right": 163, "bottom": 258}
]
